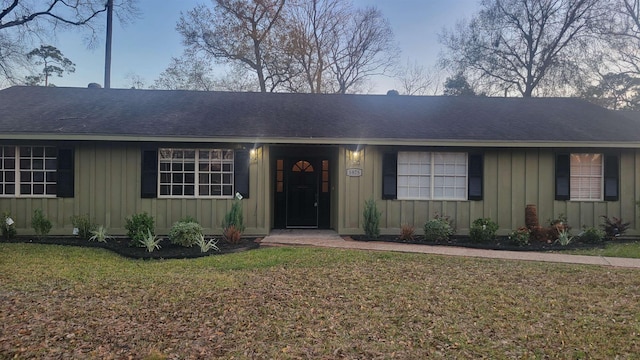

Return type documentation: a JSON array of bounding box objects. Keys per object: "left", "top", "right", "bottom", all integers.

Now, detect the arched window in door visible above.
[{"left": 292, "top": 160, "right": 314, "bottom": 172}]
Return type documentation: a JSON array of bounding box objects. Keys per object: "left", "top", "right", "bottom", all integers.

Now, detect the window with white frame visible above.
[
  {"left": 158, "top": 148, "right": 234, "bottom": 197},
  {"left": 570, "top": 153, "right": 602, "bottom": 201},
  {"left": 397, "top": 151, "right": 467, "bottom": 200},
  {"left": 0, "top": 146, "right": 57, "bottom": 196}
]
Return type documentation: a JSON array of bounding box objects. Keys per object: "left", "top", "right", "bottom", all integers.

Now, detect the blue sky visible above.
[{"left": 52, "top": 0, "right": 479, "bottom": 93}]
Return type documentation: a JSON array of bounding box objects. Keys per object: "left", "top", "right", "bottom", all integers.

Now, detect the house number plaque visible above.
[{"left": 346, "top": 168, "right": 362, "bottom": 177}]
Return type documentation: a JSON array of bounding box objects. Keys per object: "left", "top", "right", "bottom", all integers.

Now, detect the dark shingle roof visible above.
[{"left": 0, "top": 86, "right": 638, "bottom": 144}]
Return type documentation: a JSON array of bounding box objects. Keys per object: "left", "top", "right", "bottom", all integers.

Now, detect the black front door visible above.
[
  {"left": 286, "top": 159, "right": 318, "bottom": 227},
  {"left": 273, "top": 147, "right": 333, "bottom": 229}
]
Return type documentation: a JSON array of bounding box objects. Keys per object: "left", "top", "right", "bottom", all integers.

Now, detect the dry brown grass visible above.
[{"left": 1, "top": 243, "right": 639, "bottom": 359}]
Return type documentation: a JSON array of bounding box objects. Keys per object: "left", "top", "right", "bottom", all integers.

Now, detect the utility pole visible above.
[{"left": 104, "top": 0, "right": 113, "bottom": 88}]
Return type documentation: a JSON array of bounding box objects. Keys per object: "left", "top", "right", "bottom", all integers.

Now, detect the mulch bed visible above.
[
  {"left": 1, "top": 235, "right": 260, "bottom": 259},
  {"left": 348, "top": 234, "right": 623, "bottom": 252}
]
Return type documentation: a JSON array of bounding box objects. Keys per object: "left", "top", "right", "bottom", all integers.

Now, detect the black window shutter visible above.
[
  {"left": 56, "top": 148, "right": 74, "bottom": 198},
  {"left": 468, "top": 153, "right": 483, "bottom": 200},
  {"left": 234, "top": 149, "right": 250, "bottom": 198},
  {"left": 382, "top": 152, "right": 397, "bottom": 200},
  {"left": 141, "top": 149, "right": 158, "bottom": 198},
  {"left": 604, "top": 155, "right": 619, "bottom": 201},
  {"left": 555, "top": 153, "right": 570, "bottom": 200}
]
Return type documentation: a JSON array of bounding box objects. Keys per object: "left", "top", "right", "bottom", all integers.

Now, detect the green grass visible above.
[
  {"left": 1, "top": 243, "right": 639, "bottom": 359},
  {"left": 563, "top": 241, "right": 640, "bottom": 258}
]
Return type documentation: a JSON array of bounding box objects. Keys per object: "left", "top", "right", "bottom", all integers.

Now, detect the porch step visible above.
[{"left": 260, "top": 229, "right": 343, "bottom": 246}]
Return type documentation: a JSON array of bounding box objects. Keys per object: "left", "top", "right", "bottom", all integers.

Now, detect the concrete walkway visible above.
[{"left": 261, "top": 230, "right": 640, "bottom": 269}]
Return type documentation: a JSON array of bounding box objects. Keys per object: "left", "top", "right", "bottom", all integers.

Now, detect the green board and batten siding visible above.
[
  {"left": 336, "top": 146, "right": 640, "bottom": 236},
  {"left": 1, "top": 143, "right": 639, "bottom": 236},
  {"left": 0, "top": 143, "right": 271, "bottom": 236}
]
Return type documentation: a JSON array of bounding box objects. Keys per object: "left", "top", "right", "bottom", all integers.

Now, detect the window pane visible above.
[
  {"left": 46, "top": 184, "right": 56, "bottom": 194},
  {"left": 20, "top": 171, "right": 31, "bottom": 182},
  {"left": 4, "top": 147, "right": 15, "bottom": 157},
  {"left": 46, "top": 172, "right": 56, "bottom": 182},
  {"left": 397, "top": 151, "right": 431, "bottom": 199},
  {"left": 33, "top": 184, "right": 44, "bottom": 194},
  {"left": 33, "top": 172, "right": 44, "bottom": 182},
  {"left": 570, "top": 153, "right": 602, "bottom": 200},
  {"left": 160, "top": 148, "right": 234, "bottom": 197}
]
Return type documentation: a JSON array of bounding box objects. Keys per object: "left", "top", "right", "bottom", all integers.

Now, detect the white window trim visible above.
[
  {"left": 0, "top": 145, "right": 57, "bottom": 198},
  {"left": 570, "top": 153, "right": 604, "bottom": 202},
  {"left": 157, "top": 148, "right": 235, "bottom": 199},
  {"left": 397, "top": 151, "right": 468, "bottom": 201}
]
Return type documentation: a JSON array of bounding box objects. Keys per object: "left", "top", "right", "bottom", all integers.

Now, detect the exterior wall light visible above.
[{"left": 346, "top": 144, "right": 364, "bottom": 170}]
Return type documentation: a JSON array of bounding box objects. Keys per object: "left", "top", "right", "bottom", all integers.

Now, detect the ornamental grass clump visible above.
[
  {"left": 399, "top": 223, "right": 415, "bottom": 242},
  {"left": 423, "top": 214, "right": 454, "bottom": 242},
  {"left": 169, "top": 220, "right": 204, "bottom": 247},
  {"left": 89, "top": 225, "right": 113, "bottom": 243},
  {"left": 470, "top": 218, "right": 499, "bottom": 243},
  {"left": 139, "top": 229, "right": 161, "bottom": 252},
  {"left": 195, "top": 234, "right": 219, "bottom": 253},
  {"left": 555, "top": 229, "right": 574, "bottom": 246},
  {"left": 363, "top": 197, "right": 381, "bottom": 239}
]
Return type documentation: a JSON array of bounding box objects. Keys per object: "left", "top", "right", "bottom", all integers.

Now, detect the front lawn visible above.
[
  {"left": 562, "top": 241, "right": 640, "bottom": 259},
  {"left": 1, "top": 243, "right": 639, "bottom": 359}
]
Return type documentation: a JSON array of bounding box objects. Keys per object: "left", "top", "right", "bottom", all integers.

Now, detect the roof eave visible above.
[{"left": 1, "top": 133, "right": 639, "bottom": 148}]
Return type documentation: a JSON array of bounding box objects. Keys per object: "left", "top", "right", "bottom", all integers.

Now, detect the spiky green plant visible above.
[{"left": 363, "top": 197, "right": 381, "bottom": 239}]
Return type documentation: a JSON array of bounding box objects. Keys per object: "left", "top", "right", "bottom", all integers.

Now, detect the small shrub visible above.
[
  {"left": 195, "top": 234, "right": 219, "bottom": 253},
  {"left": 179, "top": 215, "right": 198, "bottom": 224},
  {"left": 363, "top": 197, "right": 381, "bottom": 239},
  {"left": 423, "top": 215, "right": 454, "bottom": 242},
  {"left": 470, "top": 218, "right": 499, "bottom": 243},
  {"left": 1, "top": 211, "right": 17, "bottom": 239},
  {"left": 600, "top": 215, "right": 630, "bottom": 240},
  {"left": 31, "top": 209, "right": 52, "bottom": 239},
  {"left": 223, "top": 225, "right": 242, "bottom": 244},
  {"left": 89, "top": 225, "right": 112, "bottom": 243},
  {"left": 578, "top": 226, "right": 606, "bottom": 244},
  {"left": 125, "top": 212, "right": 155, "bottom": 245},
  {"left": 71, "top": 214, "right": 97, "bottom": 240},
  {"left": 169, "top": 221, "right": 204, "bottom": 247},
  {"left": 399, "top": 223, "right": 415, "bottom": 242},
  {"left": 139, "top": 229, "right": 161, "bottom": 252},
  {"left": 508, "top": 227, "right": 530, "bottom": 247},
  {"left": 222, "top": 200, "right": 245, "bottom": 233},
  {"left": 555, "top": 229, "right": 574, "bottom": 246}
]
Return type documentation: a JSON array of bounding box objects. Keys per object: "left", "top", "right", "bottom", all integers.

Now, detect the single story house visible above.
[{"left": 1, "top": 85, "right": 639, "bottom": 237}]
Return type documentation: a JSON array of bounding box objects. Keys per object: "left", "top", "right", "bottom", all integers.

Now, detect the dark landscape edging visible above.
[{"left": 1, "top": 236, "right": 260, "bottom": 260}]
